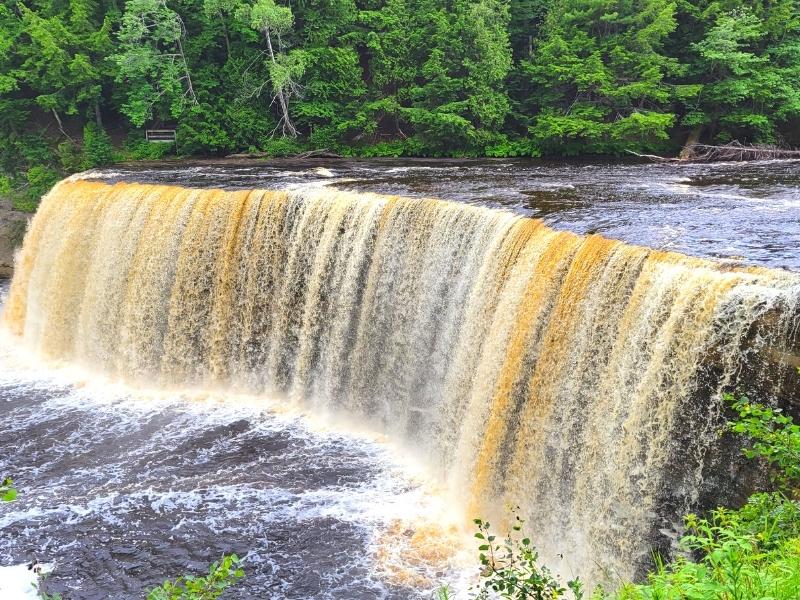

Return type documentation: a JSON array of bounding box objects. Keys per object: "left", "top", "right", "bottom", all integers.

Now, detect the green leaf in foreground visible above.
[
  {"left": 1, "top": 476, "right": 17, "bottom": 502},
  {"left": 146, "top": 553, "right": 245, "bottom": 600}
]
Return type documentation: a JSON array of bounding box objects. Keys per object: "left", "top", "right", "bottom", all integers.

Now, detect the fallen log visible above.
[
  {"left": 628, "top": 142, "right": 800, "bottom": 164},
  {"left": 225, "top": 148, "right": 343, "bottom": 159},
  {"left": 688, "top": 142, "right": 800, "bottom": 162}
]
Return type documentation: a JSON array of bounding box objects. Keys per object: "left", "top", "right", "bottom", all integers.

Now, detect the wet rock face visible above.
[{"left": 0, "top": 199, "right": 29, "bottom": 277}]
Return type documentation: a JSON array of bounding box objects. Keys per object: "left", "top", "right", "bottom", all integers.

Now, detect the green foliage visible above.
[
  {"left": 1, "top": 476, "right": 17, "bottom": 502},
  {"left": 244, "top": 0, "right": 293, "bottom": 34},
  {"left": 522, "top": 0, "right": 679, "bottom": 154},
  {"left": 470, "top": 515, "right": 583, "bottom": 599},
  {"left": 146, "top": 554, "right": 245, "bottom": 600},
  {"left": 679, "top": 2, "right": 800, "bottom": 144},
  {"left": 124, "top": 136, "right": 176, "bottom": 160},
  {"left": 1, "top": 0, "right": 800, "bottom": 181},
  {"left": 113, "top": 0, "right": 198, "bottom": 127},
  {"left": 81, "top": 124, "right": 115, "bottom": 168},
  {"left": 257, "top": 136, "right": 305, "bottom": 156},
  {"left": 14, "top": 0, "right": 113, "bottom": 130},
  {"left": 57, "top": 141, "right": 84, "bottom": 173},
  {"left": 19, "top": 165, "right": 59, "bottom": 211},
  {"left": 615, "top": 495, "right": 800, "bottom": 599},
  {"left": 726, "top": 393, "right": 800, "bottom": 491}
]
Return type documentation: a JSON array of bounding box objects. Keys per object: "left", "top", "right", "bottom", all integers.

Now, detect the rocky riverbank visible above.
[{"left": 0, "top": 199, "right": 29, "bottom": 277}]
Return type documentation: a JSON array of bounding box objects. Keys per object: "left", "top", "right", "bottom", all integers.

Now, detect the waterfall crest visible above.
[{"left": 4, "top": 179, "right": 800, "bottom": 582}]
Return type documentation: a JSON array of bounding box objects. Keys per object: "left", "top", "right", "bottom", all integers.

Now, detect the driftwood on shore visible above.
[
  {"left": 628, "top": 141, "right": 800, "bottom": 163},
  {"left": 225, "top": 148, "right": 343, "bottom": 159}
]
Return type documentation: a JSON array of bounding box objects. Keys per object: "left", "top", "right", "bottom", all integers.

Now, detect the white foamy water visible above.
[
  {"left": 0, "top": 563, "right": 52, "bottom": 600},
  {"left": 0, "top": 281, "right": 469, "bottom": 599}
]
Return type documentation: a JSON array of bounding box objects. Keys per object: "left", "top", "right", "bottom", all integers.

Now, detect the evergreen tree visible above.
[
  {"left": 522, "top": 0, "right": 679, "bottom": 154},
  {"left": 15, "top": 0, "right": 115, "bottom": 134},
  {"left": 677, "top": 0, "right": 800, "bottom": 145}
]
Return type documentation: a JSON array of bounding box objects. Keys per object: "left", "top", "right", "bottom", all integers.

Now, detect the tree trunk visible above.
[
  {"left": 176, "top": 36, "right": 198, "bottom": 105},
  {"left": 264, "top": 29, "right": 297, "bottom": 138},
  {"left": 50, "top": 108, "right": 74, "bottom": 142},
  {"left": 94, "top": 99, "right": 103, "bottom": 128},
  {"left": 679, "top": 126, "right": 703, "bottom": 160},
  {"left": 220, "top": 16, "right": 231, "bottom": 61}
]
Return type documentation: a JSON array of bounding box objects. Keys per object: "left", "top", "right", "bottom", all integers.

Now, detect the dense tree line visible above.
[{"left": 1, "top": 0, "right": 799, "bottom": 201}]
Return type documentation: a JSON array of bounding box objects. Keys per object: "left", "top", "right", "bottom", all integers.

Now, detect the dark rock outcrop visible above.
[{"left": 0, "top": 199, "right": 30, "bottom": 277}]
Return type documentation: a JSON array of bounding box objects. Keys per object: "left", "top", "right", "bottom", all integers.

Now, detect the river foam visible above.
[{"left": 0, "top": 278, "right": 467, "bottom": 598}]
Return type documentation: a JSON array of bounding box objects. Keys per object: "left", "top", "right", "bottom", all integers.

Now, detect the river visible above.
[
  {"left": 1, "top": 159, "right": 799, "bottom": 599},
  {"left": 86, "top": 157, "right": 800, "bottom": 271}
]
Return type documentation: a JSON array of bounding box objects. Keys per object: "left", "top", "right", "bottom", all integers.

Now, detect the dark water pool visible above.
[{"left": 0, "top": 284, "right": 455, "bottom": 600}]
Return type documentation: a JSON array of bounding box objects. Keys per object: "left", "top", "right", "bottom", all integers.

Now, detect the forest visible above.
[{"left": 1, "top": 0, "right": 800, "bottom": 205}]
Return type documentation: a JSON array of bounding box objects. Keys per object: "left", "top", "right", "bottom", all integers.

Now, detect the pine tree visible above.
[{"left": 522, "top": 0, "right": 679, "bottom": 154}]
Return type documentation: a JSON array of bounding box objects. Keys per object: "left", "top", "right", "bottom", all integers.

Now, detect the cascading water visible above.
[{"left": 3, "top": 179, "right": 800, "bottom": 587}]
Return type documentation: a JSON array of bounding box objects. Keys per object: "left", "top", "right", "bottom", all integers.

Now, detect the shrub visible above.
[
  {"left": 146, "top": 554, "right": 245, "bottom": 600},
  {"left": 258, "top": 137, "right": 306, "bottom": 157},
  {"left": 469, "top": 515, "right": 584, "bottom": 600},
  {"left": 1, "top": 476, "right": 16, "bottom": 501},
  {"left": 13, "top": 165, "right": 60, "bottom": 211},
  {"left": 81, "top": 124, "right": 115, "bottom": 169},
  {"left": 124, "top": 135, "right": 175, "bottom": 160}
]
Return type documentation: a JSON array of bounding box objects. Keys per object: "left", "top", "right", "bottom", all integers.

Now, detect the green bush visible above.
[
  {"left": 146, "top": 554, "right": 244, "bottom": 600},
  {"left": 81, "top": 124, "right": 115, "bottom": 169},
  {"left": 258, "top": 137, "right": 306, "bottom": 157},
  {"left": 124, "top": 135, "right": 175, "bottom": 160},
  {"left": 13, "top": 165, "right": 60, "bottom": 211},
  {"left": 470, "top": 515, "right": 583, "bottom": 600},
  {"left": 1, "top": 476, "right": 17, "bottom": 501}
]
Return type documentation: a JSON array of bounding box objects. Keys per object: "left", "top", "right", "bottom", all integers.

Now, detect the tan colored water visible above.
[{"left": 4, "top": 179, "right": 800, "bottom": 584}]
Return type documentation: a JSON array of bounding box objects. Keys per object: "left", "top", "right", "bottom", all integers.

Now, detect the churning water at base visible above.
[
  {"left": 0, "top": 277, "right": 462, "bottom": 598},
  {"left": 3, "top": 179, "right": 800, "bottom": 595}
]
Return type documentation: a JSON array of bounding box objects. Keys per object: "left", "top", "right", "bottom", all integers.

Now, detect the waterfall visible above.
[{"left": 4, "top": 179, "right": 800, "bottom": 584}]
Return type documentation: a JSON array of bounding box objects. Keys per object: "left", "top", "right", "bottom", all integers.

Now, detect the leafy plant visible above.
[
  {"left": 726, "top": 392, "right": 800, "bottom": 491},
  {"left": 470, "top": 515, "right": 583, "bottom": 600},
  {"left": 1, "top": 476, "right": 17, "bottom": 501},
  {"left": 146, "top": 554, "right": 245, "bottom": 600},
  {"left": 124, "top": 135, "right": 175, "bottom": 161},
  {"left": 23, "top": 166, "right": 59, "bottom": 204}
]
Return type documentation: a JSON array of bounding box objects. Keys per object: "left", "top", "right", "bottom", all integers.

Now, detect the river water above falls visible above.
[
  {"left": 1, "top": 162, "right": 800, "bottom": 599},
  {"left": 86, "top": 157, "right": 800, "bottom": 271}
]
